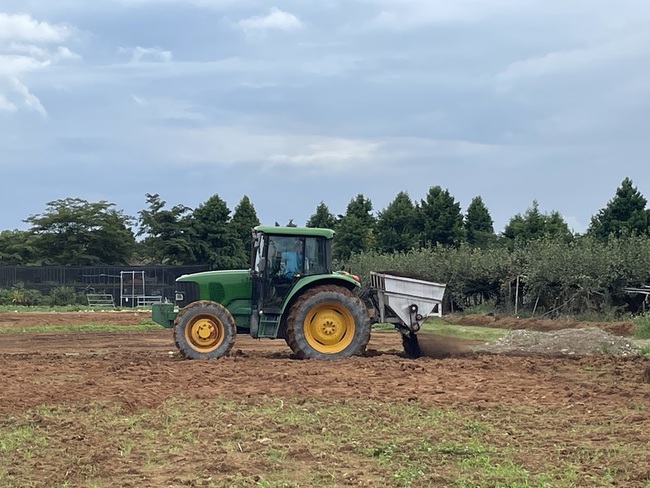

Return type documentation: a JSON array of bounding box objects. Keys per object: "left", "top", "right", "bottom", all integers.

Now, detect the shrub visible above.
[
  {"left": 48, "top": 286, "right": 81, "bottom": 306},
  {"left": 0, "top": 284, "right": 43, "bottom": 306}
]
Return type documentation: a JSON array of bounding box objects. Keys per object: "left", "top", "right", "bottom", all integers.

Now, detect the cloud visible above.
[
  {"left": 113, "top": 0, "right": 243, "bottom": 7},
  {"left": 302, "top": 55, "right": 363, "bottom": 76},
  {"left": 0, "top": 12, "right": 70, "bottom": 43},
  {"left": 0, "top": 93, "right": 17, "bottom": 112},
  {"left": 130, "top": 96, "right": 206, "bottom": 123},
  {"left": 237, "top": 7, "right": 303, "bottom": 36},
  {"left": 8, "top": 77, "right": 47, "bottom": 117},
  {"left": 268, "top": 139, "right": 380, "bottom": 169},
  {"left": 148, "top": 125, "right": 379, "bottom": 172},
  {"left": 494, "top": 34, "right": 650, "bottom": 90},
  {"left": 119, "top": 46, "right": 172, "bottom": 63},
  {"left": 144, "top": 122, "right": 511, "bottom": 174},
  {"left": 54, "top": 46, "right": 81, "bottom": 61},
  {"left": 363, "top": 0, "right": 534, "bottom": 30},
  {"left": 0, "top": 54, "right": 48, "bottom": 76},
  {"left": 0, "top": 13, "right": 78, "bottom": 116}
]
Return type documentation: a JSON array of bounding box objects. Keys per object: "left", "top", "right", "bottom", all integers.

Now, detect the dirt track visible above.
[{"left": 1, "top": 312, "right": 650, "bottom": 486}]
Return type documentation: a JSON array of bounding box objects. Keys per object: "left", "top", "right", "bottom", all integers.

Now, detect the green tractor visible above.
[{"left": 152, "top": 226, "right": 371, "bottom": 360}]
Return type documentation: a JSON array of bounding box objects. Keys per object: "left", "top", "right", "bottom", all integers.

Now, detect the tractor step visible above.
[{"left": 258, "top": 314, "right": 282, "bottom": 338}]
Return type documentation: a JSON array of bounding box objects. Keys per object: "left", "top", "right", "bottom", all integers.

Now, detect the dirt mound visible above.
[
  {"left": 447, "top": 314, "right": 636, "bottom": 336},
  {"left": 474, "top": 327, "right": 640, "bottom": 357}
]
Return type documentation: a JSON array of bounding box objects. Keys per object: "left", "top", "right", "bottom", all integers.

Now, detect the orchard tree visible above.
[
  {"left": 137, "top": 193, "right": 194, "bottom": 264},
  {"left": 503, "top": 200, "right": 572, "bottom": 244},
  {"left": 25, "top": 198, "right": 135, "bottom": 265},
  {"left": 306, "top": 202, "right": 338, "bottom": 229},
  {"left": 588, "top": 177, "right": 649, "bottom": 239},
  {"left": 191, "top": 194, "right": 246, "bottom": 269},
  {"left": 375, "top": 191, "right": 418, "bottom": 253},
  {"left": 334, "top": 194, "right": 375, "bottom": 260},
  {"left": 464, "top": 196, "right": 495, "bottom": 247},
  {"left": 415, "top": 186, "right": 465, "bottom": 247},
  {"left": 230, "top": 195, "right": 260, "bottom": 264}
]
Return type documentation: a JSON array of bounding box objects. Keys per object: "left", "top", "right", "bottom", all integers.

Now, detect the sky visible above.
[{"left": 1, "top": 0, "right": 649, "bottom": 235}]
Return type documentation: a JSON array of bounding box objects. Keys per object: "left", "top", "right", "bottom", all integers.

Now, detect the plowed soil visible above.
[{"left": 1, "top": 311, "right": 650, "bottom": 487}]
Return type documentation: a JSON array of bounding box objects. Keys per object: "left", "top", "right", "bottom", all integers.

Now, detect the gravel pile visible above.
[{"left": 474, "top": 327, "right": 640, "bottom": 357}]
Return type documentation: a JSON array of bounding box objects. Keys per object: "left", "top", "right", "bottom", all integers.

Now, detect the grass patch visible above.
[
  {"left": 638, "top": 343, "right": 650, "bottom": 356},
  {"left": 373, "top": 318, "right": 507, "bottom": 343},
  {"left": 421, "top": 318, "right": 508, "bottom": 342},
  {"left": 0, "top": 323, "right": 160, "bottom": 334},
  {"left": 0, "top": 425, "right": 48, "bottom": 453},
  {"left": 1, "top": 396, "right": 645, "bottom": 488},
  {"left": 633, "top": 315, "right": 650, "bottom": 339},
  {"left": 0, "top": 305, "right": 153, "bottom": 313}
]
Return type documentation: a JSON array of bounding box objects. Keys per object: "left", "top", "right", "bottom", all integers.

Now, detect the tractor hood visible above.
[
  {"left": 177, "top": 269, "right": 250, "bottom": 284},
  {"left": 177, "top": 269, "right": 252, "bottom": 306}
]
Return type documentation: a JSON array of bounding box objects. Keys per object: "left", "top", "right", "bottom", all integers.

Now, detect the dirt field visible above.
[{"left": 1, "top": 312, "right": 650, "bottom": 487}]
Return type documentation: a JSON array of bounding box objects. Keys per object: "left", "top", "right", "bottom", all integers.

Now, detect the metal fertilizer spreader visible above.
[{"left": 369, "top": 271, "right": 447, "bottom": 335}]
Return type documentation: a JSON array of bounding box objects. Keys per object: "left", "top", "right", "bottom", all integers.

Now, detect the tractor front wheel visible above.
[
  {"left": 173, "top": 300, "right": 236, "bottom": 359},
  {"left": 286, "top": 286, "right": 370, "bottom": 360}
]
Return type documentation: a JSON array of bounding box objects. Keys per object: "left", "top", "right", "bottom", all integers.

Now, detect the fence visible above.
[{"left": 0, "top": 265, "right": 211, "bottom": 307}]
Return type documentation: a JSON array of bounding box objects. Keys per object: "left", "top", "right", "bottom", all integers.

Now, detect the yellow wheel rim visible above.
[
  {"left": 185, "top": 314, "right": 224, "bottom": 353},
  {"left": 303, "top": 302, "right": 355, "bottom": 354}
]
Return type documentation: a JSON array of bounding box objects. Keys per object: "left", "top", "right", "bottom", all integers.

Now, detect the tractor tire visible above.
[
  {"left": 286, "top": 285, "right": 371, "bottom": 360},
  {"left": 173, "top": 300, "right": 236, "bottom": 359}
]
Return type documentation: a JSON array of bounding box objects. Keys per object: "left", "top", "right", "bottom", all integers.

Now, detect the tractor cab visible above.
[{"left": 249, "top": 226, "right": 333, "bottom": 338}]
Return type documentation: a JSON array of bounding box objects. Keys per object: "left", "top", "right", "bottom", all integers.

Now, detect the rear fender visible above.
[{"left": 281, "top": 274, "right": 360, "bottom": 315}]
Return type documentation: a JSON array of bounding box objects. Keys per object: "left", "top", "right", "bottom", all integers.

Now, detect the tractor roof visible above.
[{"left": 254, "top": 225, "right": 335, "bottom": 239}]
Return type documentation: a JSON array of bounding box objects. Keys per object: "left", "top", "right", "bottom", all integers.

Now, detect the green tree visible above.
[
  {"left": 588, "top": 177, "right": 649, "bottom": 239},
  {"left": 503, "top": 200, "right": 572, "bottom": 244},
  {"left": 191, "top": 194, "right": 246, "bottom": 269},
  {"left": 137, "top": 193, "right": 195, "bottom": 265},
  {"left": 375, "top": 191, "right": 418, "bottom": 253},
  {"left": 230, "top": 195, "right": 260, "bottom": 264},
  {"left": 415, "top": 186, "right": 465, "bottom": 247},
  {"left": 464, "top": 196, "right": 495, "bottom": 248},
  {"left": 0, "top": 230, "right": 39, "bottom": 265},
  {"left": 306, "top": 202, "right": 338, "bottom": 229},
  {"left": 24, "top": 198, "right": 135, "bottom": 265},
  {"left": 334, "top": 194, "right": 375, "bottom": 260}
]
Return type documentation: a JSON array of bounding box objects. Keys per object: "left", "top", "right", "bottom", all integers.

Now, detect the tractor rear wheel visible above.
[
  {"left": 286, "top": 285, "right": 370, "bottom": 359},
  {"left": 173, "top": 300, "right": 236, "bottom": 359}
]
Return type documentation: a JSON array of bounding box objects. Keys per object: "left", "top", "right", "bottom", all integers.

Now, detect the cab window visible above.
[
  {"left": 267, "top": 236, "right": 304, "bottom": 279},
  {"left": 304, "top": 237, "right": 328, "bottom": 275}
]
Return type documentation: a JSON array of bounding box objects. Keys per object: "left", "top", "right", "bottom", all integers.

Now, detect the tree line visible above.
[
  {"left": 0, "top": 177, "right": 648, "bottom": 269},
  {"left": 1, "top": 177, "right": 649, "bottom": 316}
]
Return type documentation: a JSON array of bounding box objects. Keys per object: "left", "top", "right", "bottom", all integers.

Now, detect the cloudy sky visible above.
[{"left": 1, "top": 1, "right": 649, "bottom": 235}]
